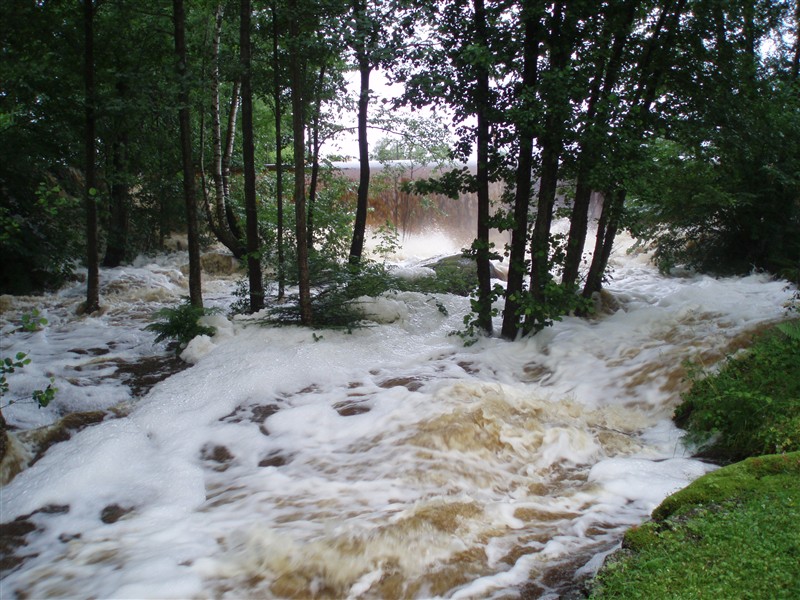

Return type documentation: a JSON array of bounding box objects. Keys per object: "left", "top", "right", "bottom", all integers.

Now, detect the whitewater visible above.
[{"left": 0, "top": 232, "right": 795, "bottom": 599}]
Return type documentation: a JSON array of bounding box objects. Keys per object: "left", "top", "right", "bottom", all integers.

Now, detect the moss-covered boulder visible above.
[{"left": 590, "top": 452, "right": 800, "bottom": 599}]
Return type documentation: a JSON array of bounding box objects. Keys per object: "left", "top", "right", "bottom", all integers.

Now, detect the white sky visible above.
[
  {"left": 322, "top": 69, "right": 465, "bottom": 161},
  {"left": 321, "top": 69, "right": 405, "bottom": 160}
]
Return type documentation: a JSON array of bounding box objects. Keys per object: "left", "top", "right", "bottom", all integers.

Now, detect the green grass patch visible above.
[
  {"left": 674, "top": 319, "right": 800, "bottom": 460},
  {"left": 590, "top": 452, "right": 800, "bottom": 599}
]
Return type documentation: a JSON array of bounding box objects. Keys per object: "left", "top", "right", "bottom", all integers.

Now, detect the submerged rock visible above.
[
  {"left": 100, "top": 504, "right": 134, "bottom": 524},
  {"left": 0, "top": 410, "right": 108, "bottom": 486},
  {"left": 420, "top": 254, "right": 508, "bottom": 297}
]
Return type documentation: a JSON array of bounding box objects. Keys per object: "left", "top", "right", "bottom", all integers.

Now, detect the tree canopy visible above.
[{"left": 1, "top": 0, "right": 797, "bottom": 334}]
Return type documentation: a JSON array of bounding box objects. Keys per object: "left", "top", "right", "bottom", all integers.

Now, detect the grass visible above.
[
  {"left": 590, "top": 319, "right": 800, "bottom": 599},
  {"left": 674, "top": 319, "right": 800, "bottom": 460},
  {"left": 590, "top": 453, "right": 800, "bottom": 599}
]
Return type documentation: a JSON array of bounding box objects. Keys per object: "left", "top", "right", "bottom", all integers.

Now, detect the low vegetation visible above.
[
  {"left": 590, "top": 452, "right": 800, "bottom": 599},
  {"left": 590, "top": 319, "right": 800, "bottom": 598},
  {"left": 1, "top": 314, "right": 58, "bottom": 464},
  {"left": 261, "top": 257, "right": 463, "bottom": 330},
  {"left": 675, "top": 319, "right": 800, "bottom": 460},
  {"left": 145, "top": 299, "right": 218, "bottom": 350}
]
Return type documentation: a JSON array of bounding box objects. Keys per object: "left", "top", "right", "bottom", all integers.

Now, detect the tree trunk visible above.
[
  {"left": 207, "top": 5, "right": 245, "bottom": 258},
  {"left": 562, "top": 1, "right": 636, "bottom": 291},
  {"left": 501, "top": 2, "right": 541, "bottom": 340},
  {"left": 102, "top": 130, "right": 130, "bottom": 268},
  {"left": 241, "top": 0, "right": 264, "bottom": 313},
  {"left": 223, "top": 81, "right": 241, "bottom": 204},
  {"left": 199, "top": 109, "right": 229, "bottom": 253},
  {"left": 582, "top": 188, "right": 625, "bottom": 297},
  {"left": 307, "top": 64, "right": 326, "bottom": 250},
  {"left": 272, "top": 3, "right": 286, "bottom": 300},
  {"left": 527, "top": 135, "right": 559, "bottom": 307},
  {"left": 173, "top": 0, "right": 203, "bottom": 308},
  {"left": 83, "top": 0, "right": 100, "bottom": 314},
  {"left": 349, "top": 0, "right": 371, "bottom": 266},
  {"left": 473, "top": 0, "right": 493, "bottom": 335},
  {"left": 221, "top": 82, "right": 244, "bottom": 243},
  {"left": 524, "top": 1, "right": 574, "bottom": 334},
  {"left": 581, "top": 0, "right": 687, "bottom": 299},
  {"left": 290, "top": 0, "right": 312, "bottom": 324}
]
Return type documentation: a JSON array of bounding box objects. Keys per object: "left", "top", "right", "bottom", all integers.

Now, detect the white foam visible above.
[{"left": 0, "top": 240, "right": 795, "bottom": 599}]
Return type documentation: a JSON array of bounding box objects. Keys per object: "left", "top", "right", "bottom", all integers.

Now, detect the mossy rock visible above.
[
  {"left": 592, "top": 452, "right": 800, "bottom": 599},
  {"left": 620, "top": 522, "right": 661, "bottom": 552},
  {"left": 652, "top": 451, "right": 800, "bottom": 521},
  {"left": 422, "top": 255, "right": 477, "bottom": 296}
]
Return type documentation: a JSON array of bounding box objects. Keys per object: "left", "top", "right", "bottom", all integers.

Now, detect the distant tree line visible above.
[{"left": 1, "top": 0, "right": 797, "bottom": 338}]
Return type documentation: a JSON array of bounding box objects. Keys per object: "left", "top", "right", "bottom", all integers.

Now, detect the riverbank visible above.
[
  {"left": 589, "top": 319, "right": 800, "bottom": 598},
  {"left": 590, "top": 451, "right": 800, "bottom": 598}
]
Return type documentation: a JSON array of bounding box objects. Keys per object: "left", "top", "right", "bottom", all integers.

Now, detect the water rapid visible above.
[{"left": 0, "top": 233, "right": 795, "bottom": 599}]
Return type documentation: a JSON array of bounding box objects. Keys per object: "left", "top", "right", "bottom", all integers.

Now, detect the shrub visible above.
[
  {"left": 263, "top": 256, "right": 460, "bottom": 331},
  {"left": 145, "top": 299, "right": 218, "bottom": 349},
  {"left": 675, "top": 320, "right": 800, "bottom": 460}
]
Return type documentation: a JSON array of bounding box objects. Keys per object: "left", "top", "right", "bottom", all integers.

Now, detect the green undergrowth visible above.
[
  {"left": 263, "top": 257, "right": 469, "bottom": 330},
  {"left": 590, "top": 452, "right": 800, "bottom": 599},
  {"left": 674, "top": 319, "right": 800, "bottom": 460},
  {"left": 145, "top": 299, "right": 218, "bottom": 350}
]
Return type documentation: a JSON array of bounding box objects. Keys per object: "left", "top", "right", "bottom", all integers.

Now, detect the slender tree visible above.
[
  {"left": 173, "top": 0, "right": 203, "bottom": 308},
  {"left": 203, "top": 4, "right": 246, "bottom": 258},
  {"left": 348, "top": 0, "right": 374, "bottom": 265},
  {"left": 289, "top": 0, "right": 313, "bottom": 324},
  {"left": 307, "top": 63, "right": 326, "bottom": 249},
  {"left": 341, "top": 0, "right": 416, "bottom": 264},
  {"left": 500, "top": 0, "right": 543, "bottom": 340},
  {"left": 523, "top": 1, "right": 582, "bottom": 334},
  {"left": 271, "top": 2, "right": 286, "bottom": 299},
  {"left": 472, "top": 0, "right": 494, "bottom": 334},
  {"left": 83, "top": 0, "right": 101, "bottom": 314},
  {"left": 240, "top": 0, "right": 265, "bottom": 312},
  {"left": 561, "top": 0, "right": 639, "bottom": 292},
  {"left": 582, "top": 0, "right": 688, "bottom": 299},
  {"left": 397, "top": 0, "right": 501, "bottom": 336}
]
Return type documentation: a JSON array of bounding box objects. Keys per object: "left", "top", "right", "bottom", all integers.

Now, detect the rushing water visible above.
[{"left": 0, "top": 232, "right": 795, "bottom": 599}]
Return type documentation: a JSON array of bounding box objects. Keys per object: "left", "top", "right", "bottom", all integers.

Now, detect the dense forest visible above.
[{"left": 1, "top": 0, "right": 798, "bottom": 338}]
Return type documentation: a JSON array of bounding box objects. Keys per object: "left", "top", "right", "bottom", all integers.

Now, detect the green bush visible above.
[
  {"left": 262, "top": 256, "right": 460, "bottom": 331},
  {"left": 420, "top": 255, "right": 478, "bottom": 297},
  {"left": 0, "top": 180, "right": 83, "bottom": 293},
  {"left": 264, "top": 259, "right": 406, "bottom": 330},
  {"left": 145, "top": 300, "right": 218, "bottom": 349},
  {"left": 675, "top": 320, "right": 800, "bottom": 460}
]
